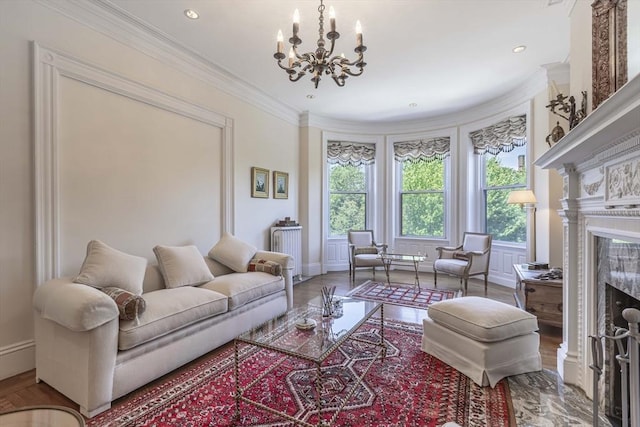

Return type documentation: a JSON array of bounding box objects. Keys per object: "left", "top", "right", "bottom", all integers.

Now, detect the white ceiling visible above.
[{"left": 107, "top": 0, "right": 571, "bottom": 123}]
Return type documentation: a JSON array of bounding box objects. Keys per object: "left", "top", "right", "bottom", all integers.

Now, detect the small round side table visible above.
[{"left": 0, "top": 405, "right": 85, "bottom": 427}]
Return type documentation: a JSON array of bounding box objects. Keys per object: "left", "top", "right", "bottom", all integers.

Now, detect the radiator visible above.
[{"left": 270, "top": 226, "right": 302, "bottom": 280}]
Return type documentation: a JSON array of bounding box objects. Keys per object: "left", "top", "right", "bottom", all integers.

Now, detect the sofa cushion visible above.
[
  {"left": 118, "top": 287, "right": 228, "bottom": 350},
  {"left": 74, "top": 240, "right": 147, "bottom": 295},
  {"left": 427, "top": 296, "right": 538, "bottom": 343},
  {"left": 199, "top": 272, "right": 284, "bottom": 310},
  {"left": 153, "top": 245, "right": 214, "bottom": 288},
  {"left": 100, "top": 287, "right": 146, "bottom": 321},
  {"left": 208, "top": 232, "right": 257, "bottom": 273},
  {"left": 248, "top": 258, "right": 282, "bottom": 276}
]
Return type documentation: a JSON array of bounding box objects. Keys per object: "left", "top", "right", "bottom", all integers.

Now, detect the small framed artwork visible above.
[
  {"left": 273, "top": 171, "right": 289, "bottom": 199},
  {"left": 251, "top": 167, "right": 269, "bottom": 198}
]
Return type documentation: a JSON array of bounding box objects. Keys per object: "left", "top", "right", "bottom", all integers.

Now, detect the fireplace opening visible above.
[
  {"left": 597, "top": 236, "right": 640, "bottom": 426},
  {"left": 605, "top": 284, "right": 640, "bottom": 425}
]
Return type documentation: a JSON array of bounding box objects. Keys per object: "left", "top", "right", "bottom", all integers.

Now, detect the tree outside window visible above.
[
  {"left": 328, "top": 163, "right": 367, "bottom": 236},
  {"left": 400, "top": 159, "right": 445, "bottom": 237},
  {"left": 482, "top": 145, "right": 527, "bottom": 243}
]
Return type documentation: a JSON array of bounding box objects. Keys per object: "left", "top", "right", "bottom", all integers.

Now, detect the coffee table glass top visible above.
[
  {"left": 235, "top": 297, "right": 380, "bottom": 363},
  {"left": 379, "top": 253, "right": 426, "bottom": 262}
]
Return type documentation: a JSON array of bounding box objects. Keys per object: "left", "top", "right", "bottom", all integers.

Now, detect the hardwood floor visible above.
[{"left": 0, "top": 269, "right": 562, "bottom": 415}]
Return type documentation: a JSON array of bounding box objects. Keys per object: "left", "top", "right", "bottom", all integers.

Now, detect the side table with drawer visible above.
[{"left": 513, "top": 264, "right": 563, "bottom": 328}]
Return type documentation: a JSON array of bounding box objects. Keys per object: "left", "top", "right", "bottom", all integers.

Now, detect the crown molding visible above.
[
  {"left": 302, "top": 67, "right": 547, "bottom": 134},
  {"left": 36, "top": 0, "right": 300, "bottom": 126}
]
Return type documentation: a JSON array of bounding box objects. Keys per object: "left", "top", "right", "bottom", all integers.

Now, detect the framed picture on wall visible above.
[
  {"left": 251, "top": 167, "right": 269, "bottom": 198},
  {"left": 273, "top": 171, "right": 289, "bottom": 199}
]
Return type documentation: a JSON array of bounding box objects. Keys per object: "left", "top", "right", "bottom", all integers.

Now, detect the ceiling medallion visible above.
[{"left": 274, "top": 0, "right": 367, "bottom": 88}]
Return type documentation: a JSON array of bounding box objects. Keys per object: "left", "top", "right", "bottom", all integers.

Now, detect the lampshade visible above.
[{"left": 507, "top": 189, "right": 537, "bottom": 205}]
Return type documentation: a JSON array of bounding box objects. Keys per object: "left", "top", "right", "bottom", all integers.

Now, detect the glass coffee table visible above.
[
  {"left": 379, "top": 253, "right": 427, "bottom": 289},
  {"left": 234, "top": 297, "right": 385, "bottom": 427}
]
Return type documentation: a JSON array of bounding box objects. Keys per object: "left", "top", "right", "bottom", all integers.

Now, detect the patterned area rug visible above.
[
  {"left": 347, "top": 280, "right": 461, "bottom": 310},
  {"left": 87, "top": 319, "right": 513, "bottom": 427}
]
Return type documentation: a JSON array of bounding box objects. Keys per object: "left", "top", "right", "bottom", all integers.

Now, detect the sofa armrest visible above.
[
  {"left": 254, "top": 250, "right": 294, "bottom": 309},
  {"left": 33, "top": 277, "right": 119, "bottom": 332}
]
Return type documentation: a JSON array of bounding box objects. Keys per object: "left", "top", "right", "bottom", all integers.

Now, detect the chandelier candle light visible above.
[{"left": 274, "top": 0, "right": 367, "bottom": 88}]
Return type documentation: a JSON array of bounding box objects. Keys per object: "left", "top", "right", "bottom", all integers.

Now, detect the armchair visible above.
[
  {"left": 347, "top": 230, "right": 388, "bottom": 281},
  {"left": 433, "top": 232, "right": 492, "bottom": 293}
]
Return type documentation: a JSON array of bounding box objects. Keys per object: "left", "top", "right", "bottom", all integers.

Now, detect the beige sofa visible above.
[{"left": 32, "top": 240, "right": 293, "bottom": 418}]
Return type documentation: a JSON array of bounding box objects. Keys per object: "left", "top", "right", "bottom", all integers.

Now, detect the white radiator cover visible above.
[{"left": 271, "top": 226, "right": 302, "bottom": 280}]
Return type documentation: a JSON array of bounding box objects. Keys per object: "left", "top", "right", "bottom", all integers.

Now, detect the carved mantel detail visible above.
[
  {"left": 605, "top": 156, "right": 640, "bottom": 206},
  {"left": 592, "top": 0, "right": 628, "bottom": 109}
]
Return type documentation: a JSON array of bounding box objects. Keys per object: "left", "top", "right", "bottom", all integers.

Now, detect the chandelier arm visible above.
[
  {"left": 331, "top": 75, "right": 346, "bottom": 87},
  {"left": 289, "top": 72, "right": 307, "bottom": 82},
  {"left": 342, "top": 67, "right": 364, "bottom": 77}
]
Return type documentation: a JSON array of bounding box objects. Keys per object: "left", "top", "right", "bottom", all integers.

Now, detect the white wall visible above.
[{"left": 0, "top": 0, "right": 298, "bottom": 380}]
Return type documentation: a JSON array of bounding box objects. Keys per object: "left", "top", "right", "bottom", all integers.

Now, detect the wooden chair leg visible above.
[
  {"left": 433, "top": 270, "right": 438, "bottom": 287},
  {"left": 484, "top": 274, "right": 488, "bottom": 294}
]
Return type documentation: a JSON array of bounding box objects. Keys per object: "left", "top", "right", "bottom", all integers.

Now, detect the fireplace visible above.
[{"left": 535, "top": 73, "right": 640, "bottom": 421}]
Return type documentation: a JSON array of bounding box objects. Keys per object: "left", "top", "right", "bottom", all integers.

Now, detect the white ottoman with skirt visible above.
[{"left": 421, "top": 296, "right": 541, "bottom": 387}]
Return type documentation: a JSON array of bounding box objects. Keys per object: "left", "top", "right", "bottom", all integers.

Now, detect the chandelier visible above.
[{"left": 274, "top": 0, "right": 367, "bottom": 88}]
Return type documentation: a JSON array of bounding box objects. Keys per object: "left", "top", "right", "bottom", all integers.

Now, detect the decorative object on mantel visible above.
[
  {"left": 546, "top": 90, "right": 588, "bottom": 132},
  {"left": 545, "top": 121, "right": 565, "bottom": 147},
  {"left": 275, "top": 216, "right": 299, "bottom": 227},
  {"left": 592, "top": 0, "right": 628, "bottom": 110},
  {"left": 273, "top": 0, "right": 366, "bottom": 88}
]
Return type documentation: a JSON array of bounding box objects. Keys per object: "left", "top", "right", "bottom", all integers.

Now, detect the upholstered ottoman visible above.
[{"left": 421, "top": 296, "right": 541, "bottom": 387}]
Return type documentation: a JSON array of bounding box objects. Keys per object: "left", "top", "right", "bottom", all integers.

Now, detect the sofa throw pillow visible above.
[
  {"left": 74, "top": 240, "right": 147, "bottom": 295},
  {"left": 153, "top": 245, "right": 214, "bottom": 288},
  {"left": 100, "top": 287, "right": 146, "bottom": 321},
  {"left": 453, "top": 250, "right": 469, "bottom": 261},
  {"left": 208, "top": 232, "right": 257, "bottom": 273},
  {"left": 248, "top": 258, "right": 282, "bottom": 276}
]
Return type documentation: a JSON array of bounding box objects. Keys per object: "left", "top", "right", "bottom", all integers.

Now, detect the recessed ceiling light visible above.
[
  {"left": 306, "top": 94, "right": 315, "bottom": 99},
  {"left": 409, "top": 103, "right": 418, "bottom": 108},
  {"left": 184, "top": 9, "right": 199, "bottom": 20},
  {"left": 512, "top": 45, "right": 526, "bottom": 53}
]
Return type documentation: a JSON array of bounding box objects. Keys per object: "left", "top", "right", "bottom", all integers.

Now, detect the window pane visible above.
[
  {"left": 486, "top": 188, "right": 526, "bottom": 243},
  {"left": 402, "top": 160, "right": 444, "bottom": 191},
  {"left": 329, "top": 194, "right": 365, "bottom": 236},
  {"left": 401, "top": 193, "right": 445, "bottom": 237},
  {"left": 485, "top": 145, "right": 526, "bottom": 188},
  {"left": 329, "top": 164, "right": 366, "bottom": 192}
]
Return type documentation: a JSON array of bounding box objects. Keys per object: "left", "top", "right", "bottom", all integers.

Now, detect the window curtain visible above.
[
  {"left": 327, "top": 141, "right": 376, "bottom": 166},
  {"left": 470, "top": 114, "right": 526, "bottom": 155},
  {"left": 393, "top": 137, "right": 450, "bottom": 163}
]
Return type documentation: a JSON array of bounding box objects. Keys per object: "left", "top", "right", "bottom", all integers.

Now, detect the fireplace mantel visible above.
[
  {"left": 532, "top": 71, "right": 640, "bottom": 397},
  {"left": 536, "top": 73, "right": 640, "bottom": 171}
]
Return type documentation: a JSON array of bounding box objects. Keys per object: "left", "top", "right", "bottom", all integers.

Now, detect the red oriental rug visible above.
[
  {"left": 87, "top": 320, "right": 514, "bottom": 427},
  {"left": 347, "top": 280, "right": 461, "bottom": 310}
]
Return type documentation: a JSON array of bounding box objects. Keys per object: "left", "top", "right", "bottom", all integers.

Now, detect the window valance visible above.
[
  {"left": 470, "top": 114, "right": 526, "bottom": 155},
  {"left": 394, "top": 137, "right": 450, "bottom": 163},
  {"left": 327, "top": 141, "right": 376, "bottom": 166}
]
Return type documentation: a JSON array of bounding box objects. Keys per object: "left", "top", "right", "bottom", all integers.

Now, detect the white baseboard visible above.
[{"left": 0, "top": 340, "right": 35, "bottom": 381}]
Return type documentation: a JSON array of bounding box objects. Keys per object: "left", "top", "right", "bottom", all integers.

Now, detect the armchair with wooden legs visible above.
[
  {"left": 433, "top": 232, "right": 492, "bottom": 293},
  {"left": 347, "top": 230, "right": 388, "bottom": 281}
]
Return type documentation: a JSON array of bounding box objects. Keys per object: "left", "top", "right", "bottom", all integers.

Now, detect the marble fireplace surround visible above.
[{"left": 536, "top": 73, "right": 640, "bottom": 399}]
